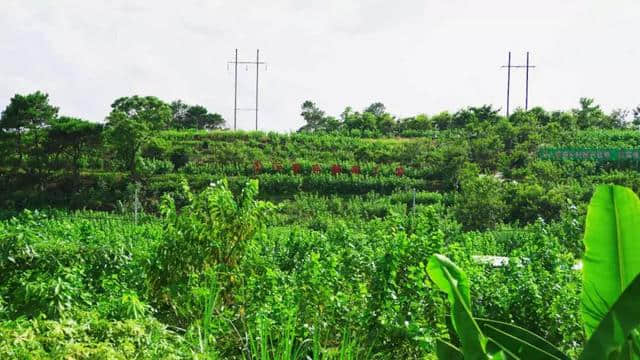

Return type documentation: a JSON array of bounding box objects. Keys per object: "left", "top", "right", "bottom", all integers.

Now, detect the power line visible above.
[
  {"left": 500, "top": 51, "right": 536, "bottom": 117},
  {"left": 227, "top": 49, "right": 267, "bottom": 131}
]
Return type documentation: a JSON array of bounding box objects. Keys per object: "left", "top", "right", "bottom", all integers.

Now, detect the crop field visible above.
[{"left": 2, "top": 96, "right": 640, "bottom": 358}]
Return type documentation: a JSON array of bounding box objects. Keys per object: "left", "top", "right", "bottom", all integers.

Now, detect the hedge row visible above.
[{"left": 180, "top": 160, "right": 435, "bottom": 179}]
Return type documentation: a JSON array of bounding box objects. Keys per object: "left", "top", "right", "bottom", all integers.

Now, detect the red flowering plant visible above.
[{"left": 253, "top": 160, "right": 263, "bottom": 175}]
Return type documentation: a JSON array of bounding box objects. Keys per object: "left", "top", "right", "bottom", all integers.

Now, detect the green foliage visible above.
[
  {"left": 142, "top": 137, "right": 171, "bottom": 159},
  {"left": 169, "top": 147, "right": 190, "bottom": 170},
  {"left": 581, "top": 185, "right": 640, "bottom": 336},
  {"left": 105, "top": 96, "right": 172, "bottom": 176},
  {"left": 453, "top": 170, "right": 508, "bottom": 231},
  {"left": 170, "top": 100, "right": 225, "bottom": 130},
  {"left": 7, "top": 92, "right": 640, "bottom": 358},
  {"left": 0, "top": 313, "right": 186, "bottom": 359},
  {"left": 429, "top": 185, "right": 640, "bottom": 360},
  {"left": 149, "top": 179, "right": 274, "bottom": 323},
  {"left": 580, "top": 185, "right": 640, "bottom": 358},
  {"left": 0, "top": 91, "right": 58, "bottom": 131},
  {"left": 427, "top": 255, "right": 488, "bottom": 359},
  {"left": 0, "top": 91, "right": 59, "bottom": 171},
  {"left": 46, "top": 116, "right": 103, "bottom": 176}
]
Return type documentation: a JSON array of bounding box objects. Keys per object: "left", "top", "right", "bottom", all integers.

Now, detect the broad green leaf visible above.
[
  {"left": 486, "top": 337, "right": 520, "bottom": 360},
  {"left": 436, "top": 338, "right": 463, "bottom": 360},
  {"left": 427, "top": 254, "right": 471, "bottom": 330},
  {"left": 487, "top": 352, "right": 508, "bottom": 360},
  {"left": 582, "top": 185, "right": 640, "bottom": 338},
  {"left": 579, "top": 274, "right": 640, "bottom": 360},
  {"left": 476, "top": 318, "right": 569, "bottom": 360},
  {"left": 631, "top": 330, "right": 640, "bottom": 355},
  {"left": 428, "top": 254, "right": 488, "bottom": 360}
]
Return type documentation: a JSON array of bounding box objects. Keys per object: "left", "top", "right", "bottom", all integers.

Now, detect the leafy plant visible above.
[
  {"left": 427, "top": 184, "right": 640, "bottom": 359},
  {"left": 149, "top": 178, "right": 275, "bottom": 323}
]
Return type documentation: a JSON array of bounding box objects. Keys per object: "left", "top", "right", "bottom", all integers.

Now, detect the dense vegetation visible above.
[{"left": 2, "top": 91, "right": 640, "bottom": 358}]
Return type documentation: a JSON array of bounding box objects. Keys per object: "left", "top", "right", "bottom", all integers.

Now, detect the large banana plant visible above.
[{"left": 427, "top": 185, "right": 640, "bottom": 359}]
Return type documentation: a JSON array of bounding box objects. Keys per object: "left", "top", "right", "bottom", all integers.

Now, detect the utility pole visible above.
[
  {"left": 227, "top": 49, "right": 266, "bottom": 131},
  {"left": 256, "top": 49, "right": 259, "bottom": 131},
  {"left": 501, "top": 51, "right": 536, "bottom": 117},
  {"left": 525, "top": 51, "right": 530, "bottom": 110},
  {"left": 506, "top": 52, "right": 511, "bottom": 117},
  {"left": 233, "top": 49, "right": 238, "bottom": 130}
]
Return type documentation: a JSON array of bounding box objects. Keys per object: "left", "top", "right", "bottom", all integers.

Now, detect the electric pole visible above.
[
  {"left": 227, "top": 49, "right": 266, "bottom": 131},
  {"left": 256, "top": 49, "right": 259, "bottom": 131},
  {"left": 501, "top": 51, "right": 536, "bottom": 117},
  {"left": 233, "top": 49, "right": 238, "bottom": 130},
  {"left": 505, "top": 52, "right": 511, "bottom": 117},
  {"left": 525, "top": 51, "right": 530, "bottom": 110}
]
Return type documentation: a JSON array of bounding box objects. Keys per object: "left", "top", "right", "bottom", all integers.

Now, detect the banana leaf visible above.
[
  {"left": 428, "top": 254, "right": 488, "bottom": 360},
  {"left": 579, "top": 273, "right": 640, "bottom": 359},
  {"left": 581, "top": 185, "right": 640, "bottom": 339},
  {"left": 476, "top": 318, "right": 569, "bottom": 360},
  {"left": 436, "top": 338, "right": 464, "bottom": 360}
]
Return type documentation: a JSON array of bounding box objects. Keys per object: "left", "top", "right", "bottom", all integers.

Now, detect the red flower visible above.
[
  {"left": 253, "top": 160, "right": 263, "bottom": 174},
  {"left": 395, "top": 166, "right": 405, "bottom": 177},
  {"left": 331, "top": 164, "right": 342, "bottom": 176},
  {"left": 351, "top": 165, "right": 361, "bottom": 175},
  {"left": 292, "top": 163, "right": 302, "bottom": 174},
  {"left": 311, "top": 164, "right": 321, "bottom": 174}
]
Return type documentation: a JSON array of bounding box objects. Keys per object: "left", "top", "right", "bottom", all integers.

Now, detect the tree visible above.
[
  {"left": 550, "top": 110, "right": 576, "bottom": 129},
  {"left": 363, "top": 102, "right": 396, "bottom": 134},
  {"left": 298, "top": 100, "right": 327, "bottom": 132},
  {"left": 0, "top": 91, "right": 59, "bottom": 169},
  {"left": 110, "top": 96, "right": 171, "bottom": 130},
  {"left": 453, "top": 167, "right": 508, "bottom": 230},
  {"left": 364, "top": 102, "right": 386, "bottom": 117},
  {"left": 376, "top": 113, "right": 396, "bottom": 133},
  {"left": 397, "top": 114, "right": 433, "bottom": 132},
  {"left": 609, "top": 108, "right": 629, "bottom": 129},
  {"left": 432, "top": 111, "right": 453, "bottom": 130},
  {"left": 105, "top": 96, "right": 172, "bottom": 177},
  {"left": 186, "top": 105, "right": 225, "bottom": 130},
  {"left": 573, "top": 98, "right": 606, "bottom": 129},
  {"left": 633, "top": 106, "right": 640, "bottom": 129},
  {"left": 46, "top": 117, "right": 103, "bottom": 177},
  {"left": 150, "top": 179, "right": 274, "bottom": 320},
  {"left": 170, "top": 100, "right": 190, "bottom": 127},
  {"left": 170, "top": 100, "right": 225, "bottom": 129},
  {"left": 453, "top": 105, "right": 500, "bottom": 129},
  {"left": 528, "top": 106, "right": 551, "bottom": 126}
]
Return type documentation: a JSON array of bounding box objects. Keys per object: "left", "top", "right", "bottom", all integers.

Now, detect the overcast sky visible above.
[{"left": 1, "top": 0, "right": 639, "bottom": 131}]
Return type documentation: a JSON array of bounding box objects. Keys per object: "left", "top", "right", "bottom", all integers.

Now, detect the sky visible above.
[{"left": 1, "top": 0, "right": 639, "bottom": 132}]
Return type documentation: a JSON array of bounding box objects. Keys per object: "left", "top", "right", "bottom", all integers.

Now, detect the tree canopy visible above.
[
  {"left": 170, "top": 100, "right": 225, "bottom": 130},
  {"left": 105, "top": 96, "right": 172, "bottom": 177},
  {"left": 46, "top": 117, "right": 103, "bottom": 177}
]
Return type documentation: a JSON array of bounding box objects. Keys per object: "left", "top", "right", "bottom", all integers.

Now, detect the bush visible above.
[
  {"left": 142, "top": 137, "right": 171, "bottom": 159},
  {"left": 169, "top": 148, "right": 190, "bottom": 170}
]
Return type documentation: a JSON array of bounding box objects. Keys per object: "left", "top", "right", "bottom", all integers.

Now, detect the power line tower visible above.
[
  {"left": 227, "top": 49, "right": 267, "bottom": 131},
  {"left": 500, "top": 51, "right": 536, "bottom": 117}
]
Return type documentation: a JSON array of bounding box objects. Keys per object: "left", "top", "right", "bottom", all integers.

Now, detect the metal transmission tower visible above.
[
  {"left": 227, "top": 49, "right": 267, "bottom": 130},
  {"left": 500, "top": 51, "right": 536, "bottom": 117}
]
